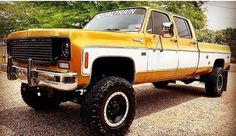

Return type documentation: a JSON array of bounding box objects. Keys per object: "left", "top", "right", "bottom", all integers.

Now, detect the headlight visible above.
[{"left": 61, "top": 42, "right": 70, "bottom": 58}]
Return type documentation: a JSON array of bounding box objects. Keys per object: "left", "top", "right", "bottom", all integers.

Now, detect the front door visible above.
[{"left": 145, "top": 10, "right": 179, "bottom": 82}]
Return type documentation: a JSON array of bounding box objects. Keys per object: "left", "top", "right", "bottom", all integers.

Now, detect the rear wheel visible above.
[
  {"left": 83, "top": 76, "right": 135, "bottom": 136},
  {"left": 205, "top": 67, "right": 225, "bottom": 97},
  {"left": 153, "top": 81, "right": 169, "bottom": 88},
  {"left": 21, "top": 83, "right": 61, "bottom": 110}
]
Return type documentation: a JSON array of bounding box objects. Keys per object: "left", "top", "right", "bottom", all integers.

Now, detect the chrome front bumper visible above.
[{"left": 3, "top": 57, "right": 78, "bottom": 91}]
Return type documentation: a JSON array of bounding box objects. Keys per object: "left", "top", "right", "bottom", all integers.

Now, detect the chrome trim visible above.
[
  {"left": 81, "top": 45, "right": 231, "bottom": 54},
  {"left": 27, "top": 58, "right": 33, "bottom": 86},
  {"left": 200, "top": 51, "right": 231, "bottom": 54},
  {"left": 4, "top": 57, "right": 77, "bottom": 91},
  {"left": 104, "top": 91, "right": 129, "bottom": 127},
  {"left": 132, "top": 38, "right": 144, "bottom": 44}
]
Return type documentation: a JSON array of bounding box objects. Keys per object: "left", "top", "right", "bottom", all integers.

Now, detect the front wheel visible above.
[
  {"left": 83, "top": 76, "right": 135, "bottom": 136},
  {"left": 205, "top": 67, "right": 225, "bottom": 97}
]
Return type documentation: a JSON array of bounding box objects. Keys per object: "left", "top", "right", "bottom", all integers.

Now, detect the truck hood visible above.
[
  {"left": 8, "top": 29, "right": 74, "bottom": 39},
  {"left": 8, "top": 28, "right": 145, "bottom": 48}
]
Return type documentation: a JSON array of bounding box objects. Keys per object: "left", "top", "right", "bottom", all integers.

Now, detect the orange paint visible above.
[{"left": 7, "top": 7, "right": 231, "bottom": 89}]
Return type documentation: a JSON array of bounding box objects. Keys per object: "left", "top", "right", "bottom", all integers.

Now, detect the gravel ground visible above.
[{"left": 0, "top": 64, "right": 236, "bottom": 136}]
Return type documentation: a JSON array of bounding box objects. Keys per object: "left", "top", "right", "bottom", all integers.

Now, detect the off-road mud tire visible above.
[{"left": 83, "top": 76, "right": 135, "bottom": 136}]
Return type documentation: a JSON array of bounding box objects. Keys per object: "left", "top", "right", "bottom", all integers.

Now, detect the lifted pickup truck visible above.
[{"left": 4, "top": 7, "right": 231, "bottom": 135}]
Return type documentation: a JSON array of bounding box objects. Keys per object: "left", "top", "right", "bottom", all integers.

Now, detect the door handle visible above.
[
  {"left": 191, "top": 41, "right": 197, "bottom": 45},
  {"left": 133, "top": 38, "right": 144, "bottom": 44},
  {"left": 170, "top": 39, "right": 178, "bottom": 43}
]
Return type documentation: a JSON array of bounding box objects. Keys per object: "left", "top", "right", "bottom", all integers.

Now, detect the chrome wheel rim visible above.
[
  {"left": 217, "top": 74, "right": 224, "bottom": 91},
  {"left": 104, "top": 91, "right": 129, "bottom": 127}
]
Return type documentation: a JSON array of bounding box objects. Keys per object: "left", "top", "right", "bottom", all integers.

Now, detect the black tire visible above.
[
  {"left": 153, "top": 81, "right": 169, "bottom": 88},
  {"left": 21, "top": 84, "right": 61, "bottom": 110},
  {"left": 83, "top": 76, "right": 135, "bottom": 136},
  {"left": 205, "top": 67, "right": 225, "bottom": 97}
]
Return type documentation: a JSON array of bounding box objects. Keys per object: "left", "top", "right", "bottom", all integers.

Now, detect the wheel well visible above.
[
  {"left": 90, "top": 57, "right": 135, "bottom": 84},
  {"left": 200, "top": 59, "right": 225, "bottom": 82},
  {"left": 213, "top": 59, "right": 225, "bottom": 68}
]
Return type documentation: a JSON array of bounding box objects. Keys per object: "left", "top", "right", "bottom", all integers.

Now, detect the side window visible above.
[
  {"left": 147, "top": 11, "right": 170, "bottom": 35},
  {"left": 174, "top": 17, "right": 192, "bottom": 39}
]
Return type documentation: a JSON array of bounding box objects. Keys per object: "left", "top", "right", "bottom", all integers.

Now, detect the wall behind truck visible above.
[
  {"left": 0, "top": 35, "right": 8, "bottom": 64},
  {"left": 0, "top": 45, "right": 7, "bottom": 64},
  {"left": 0, "top": 36, "right": 8, "bottom": 72}
]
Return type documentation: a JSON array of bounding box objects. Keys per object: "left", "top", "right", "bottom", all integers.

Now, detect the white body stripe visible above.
[
  {"left": 147, "top": 50, "right": 178, "bottom": 71},
  {"left": 198, "top": 52, "right": 231, "bottom": 68},
  {"left": 177, "top": 51, "right": 199, "bottom": 69},
  {"left": 82, "top": 47, "right": 231, "bottom": 77},
  {"left": 82, "top": 47, "right": 148, "bottom": 75}
]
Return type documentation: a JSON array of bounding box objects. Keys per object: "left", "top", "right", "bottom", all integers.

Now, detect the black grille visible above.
[
  {"left": 8, "top": 37, "right": 70, "bottom": 65},
  {"left": 9, "top": 38, "right": 53, "bottom": 65}
]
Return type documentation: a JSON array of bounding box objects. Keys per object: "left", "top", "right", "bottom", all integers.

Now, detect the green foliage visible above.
[
  {"left": 0, "top": 1, "right": 206, "bottom": 35},
  {"left": 216, "top": 28, "right": 236, "bottom": 57},
  {"left": 195, "top": 29, "right": 216, "bottom": 43},
  {"left": 1, "top": 2, "right": 235, "bottom": 60},
  {"left": 196, "top": 28, "right": 236, "bottom": 59},
  {"left": 0, "top": 2, "right": 27, "bottom": 34},
  {"left": 158, "top": 1, "right": 206, "bottom": 29},
  {"left": 215, "top": 28, "right": 236, "bottom": 47},
  {"left": 196, "top": 28, "right": 236, "bottom": 46}
]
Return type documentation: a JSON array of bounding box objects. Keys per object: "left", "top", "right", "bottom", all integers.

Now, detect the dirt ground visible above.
[{"left": 0, "top": 64, "right": 236, "bottom": 136}]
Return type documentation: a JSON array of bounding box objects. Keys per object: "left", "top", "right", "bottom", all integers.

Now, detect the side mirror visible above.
[{"left": 160, "top": 22, "right": 174, "bottom": 38}]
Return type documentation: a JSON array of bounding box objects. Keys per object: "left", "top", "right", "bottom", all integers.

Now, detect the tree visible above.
[
  {"left": 195, "top": 28, "right": 236, "bottom": 62},
  {"left": 215, "top": 28, "right": 236, "bottom": 58},
  {"left": 158, "top": 1, "right": 206, "bottom": 29},
  {"left": 0, "top": 1, "right": 206, "bottom": 35},
  {"left": 1, "top": 2, "right": 234, "bottom": 61},
  {"left": 195, "top": 29, "right": 216, "bottom": 43}
]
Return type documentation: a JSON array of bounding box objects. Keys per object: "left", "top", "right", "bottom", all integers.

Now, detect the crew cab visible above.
[{"left": 4, "top": 7, "right": 231, "bottom": 135}]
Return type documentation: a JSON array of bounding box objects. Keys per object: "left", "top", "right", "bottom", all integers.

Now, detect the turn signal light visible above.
[{"left": 85, "top": 52, "right": 89, "bottom": 69}]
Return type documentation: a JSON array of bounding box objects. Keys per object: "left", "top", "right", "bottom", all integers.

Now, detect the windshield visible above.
[{"left": 84, "top": 8, "right": 146, "bottom": 32}]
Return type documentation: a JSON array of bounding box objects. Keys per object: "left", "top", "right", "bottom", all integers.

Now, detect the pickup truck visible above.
[{"left": 4, "top": 7, "right": 231, "bottom": 135}]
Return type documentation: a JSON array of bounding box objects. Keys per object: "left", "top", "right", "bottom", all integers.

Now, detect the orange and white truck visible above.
[{"left": 3, "top": 7, "right": 231, "bottom": 135}]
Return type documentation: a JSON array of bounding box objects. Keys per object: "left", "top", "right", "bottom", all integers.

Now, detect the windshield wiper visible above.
[{"left": 104, "top": 28, "right": 120, "bottom": 32}]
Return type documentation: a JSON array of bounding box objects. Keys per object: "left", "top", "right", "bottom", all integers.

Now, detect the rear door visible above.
[{"left": 173, "top": 16, "right": 199, "bottom": 79}]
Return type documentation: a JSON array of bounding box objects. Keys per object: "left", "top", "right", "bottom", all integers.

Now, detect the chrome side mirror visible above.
[{"left": 161, "top": 22, "right": 174, "bottom": 38}]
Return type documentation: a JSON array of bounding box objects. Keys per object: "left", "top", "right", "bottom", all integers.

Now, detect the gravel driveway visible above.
[{"left": 0, "top": 64, "right": 236, "bottom": 136}]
